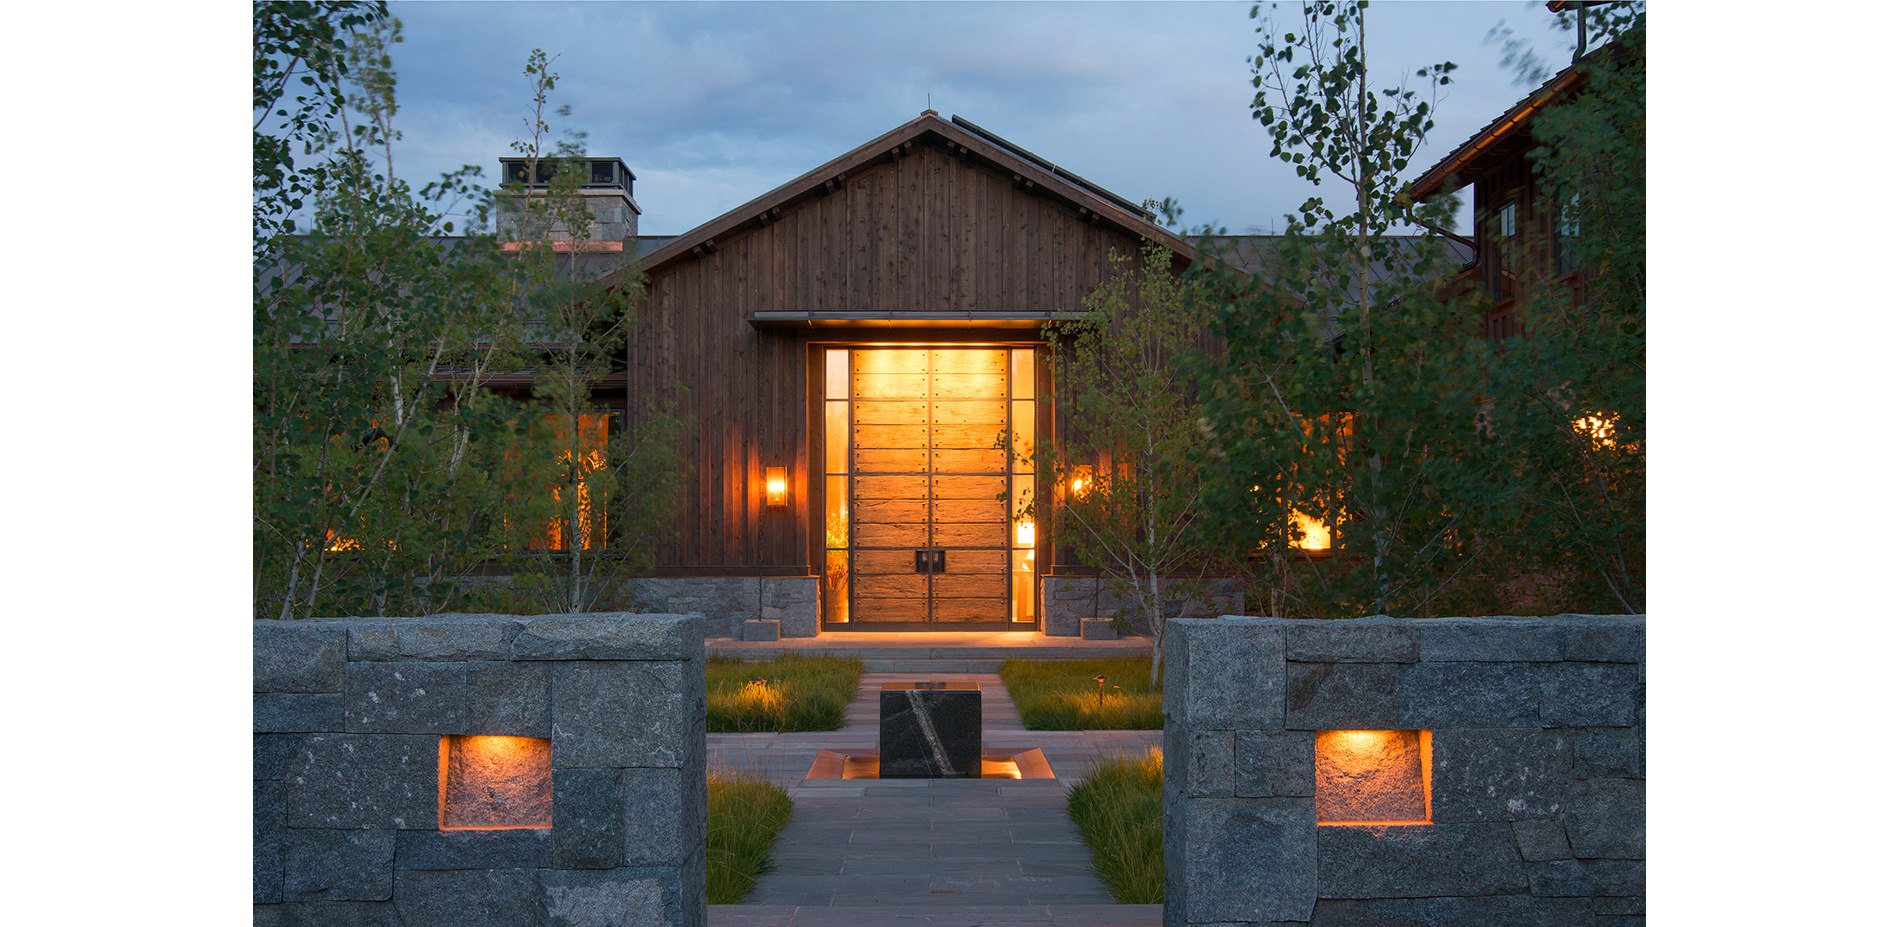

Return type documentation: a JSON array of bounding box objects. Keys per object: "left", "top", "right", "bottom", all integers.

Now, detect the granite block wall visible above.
[
  {"left": 1041, "top": 576, "right": 1243, "bottom": 637},
  {"left": 628, "top": 578, "right": 818, "bottom": 639},
  {"left": 255, "top": 613, "right": 707, "bottom": 927},
  {"left": 1163, "top": 614, "right": 1644, "bottom": 927}
]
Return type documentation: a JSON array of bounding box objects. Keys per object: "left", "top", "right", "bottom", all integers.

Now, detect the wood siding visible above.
[{"left": 629, "top": 141, "right": 1151, "bottom": 572}]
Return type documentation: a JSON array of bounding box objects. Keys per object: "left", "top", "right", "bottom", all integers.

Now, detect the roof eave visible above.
[{"left": 613, "top": 112, "right": 1198, "bottom": 284}]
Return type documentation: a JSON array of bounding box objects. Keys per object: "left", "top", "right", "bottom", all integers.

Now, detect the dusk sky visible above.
[{"left": 380, "top": 1, "right": 1587, "bottom": 238}]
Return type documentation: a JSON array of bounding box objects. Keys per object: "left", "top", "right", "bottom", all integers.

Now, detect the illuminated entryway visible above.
[{"left": 821, "top": 347, "right": 1037, "bottom": 629}]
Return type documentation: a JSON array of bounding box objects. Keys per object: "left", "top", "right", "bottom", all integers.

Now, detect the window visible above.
[{"left": 1491, "top": 199, "right": 1519, "bottom": 300}]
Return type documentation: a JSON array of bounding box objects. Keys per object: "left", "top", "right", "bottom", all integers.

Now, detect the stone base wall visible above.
[
  {"left": 629, "top": 578, "right": 818, "bottom": 639},
  {"left": 255, "top": 613, "right": 707, "bottom": 927},
  {"left": 1040, "top": 576, "right": 1243, "bottom": 637},
  {"left": 1162, "top": 614, "right": 1644, "bottom": 926}
]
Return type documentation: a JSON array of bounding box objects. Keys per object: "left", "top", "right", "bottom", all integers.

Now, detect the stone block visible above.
[
  {"left": 556, "top": 768, "right": 624, "bottom": 869},
  {"left": 1316, "top": 823, "right": 1525, "bottom": 898},
  {"left": 394, "top": 868, "right": 539, "bottom": 927},
  {"left": 1513, "top": 819, "right": 1573, "bottom": 862},
  {"left": 255, "top": 621, "right": 346, "bottom": 692},
  {"left": 540, "top": 868, "right": 687, "bottom": 927},
  {"left": 257, "top": 733, "right": 305, "bottom": 781},
  {"left": 763, "top": 578, "right": 820, "bottom": 638},
  {"left": 1564, "top": 778, "right": 1644, "bottom": 859},
  {"left": 879, "top": 682, "right": 982, "bottom": 778},
  {"left": 1430, "top": 728, "right": 1573, "bottom": 822},
  {"left": 345, "top": 662, "right": 468, "bottom": 734},
  {"left": 1165, "top": 617, "right": 1286, "bottom": 730},
  {"left": 1528, "top": 858, "right": 1645, "bottom": 897},
  {"left": 466, "top": 661, "right": 552, "bottom": 737},
  {"left": 1165, "top": 727, "right": 1233, "bottom": 798},
  {"left": 1040, "top": 579, "right": 1086, "bottom": 637},
  {"left": 1415, "top": 617, "right": 1564, "bottom": 662},
  {"left": 1284, "top": 662, "right": 1402, "bottom": 730},
  {"left": 1594, "top": 894, "right": 1645, "bottom": 915},
  {"left": 1285, "top": 617, "right": 1419, "bottom": 663},
  {"left": 514, "top": 613, "right": 699, "bottom": 661},
  {"left": 346, "top": 614, "right": 520, "bottom": 662},
  {"left": 1167, "top": 797, "right": 1316, "bottom": 924},
  {"left": 394, "top": 828, "right": 551, "bottom": 870},
  {"left": 1395, "top": 661, "right": 1542, "bottom": 728},
  {"left": 252, "top": 901, "right": 406, "bottom": 927},
  {"left": 1236, "top": 731, "right": 1317, "bottom": 798},
  {"left": 552, "top": 661, "right": 691, "bottom": 768},
  {"left": 622, "top": 767, "right": 690, "bottom": 867},
  {"left": 256, "top": 693, "right": 344, "bottom": 733},
  {"left": 1540, "top": 663, "right": 1641, "bottom": 728},
  {"left": 1573, "top": 726, "right": 1645, "bottom": 779},
  {"left": 1081, "top": 619, "right": 1119, "bottom": 640},
  {"left": 1550, "top": 614, "right": 1644, "bottom": 663},
  {"left": 255, "top": 780, "right": 286, "bottom": 904},
  {"left": 739, "top": 619, "right": 780, "bottom": 641},
  {"left": 1310, "top": 894, "right": 1594, "bottom": 927},
  {"left": 283, "top": 830, "right": 395, "bottom": 901},
  {"left": 285, "top": 734, "right": 439, "bottom": 830}
]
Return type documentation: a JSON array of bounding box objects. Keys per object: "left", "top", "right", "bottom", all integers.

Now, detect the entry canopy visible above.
[{"left": 746, "top": 309, "right": 1089, "bottom": 330}]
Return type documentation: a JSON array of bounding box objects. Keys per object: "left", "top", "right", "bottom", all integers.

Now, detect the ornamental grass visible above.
[
  {"left": 705, "top": 769, "right": 794, "bottom": 904},
  {"left": 706, "top": 653, "right": 863, "bottom": 732},
  {"left": 999, "top": 656, "right": 1162, "bottom": 730},
  {"left": 1066, "top": 747, "right": 1164, "bottom": 904}
]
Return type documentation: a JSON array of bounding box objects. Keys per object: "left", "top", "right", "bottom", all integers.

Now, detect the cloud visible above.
[{"left": 381, "top": 1, "right": 1581, "bottom": 235}]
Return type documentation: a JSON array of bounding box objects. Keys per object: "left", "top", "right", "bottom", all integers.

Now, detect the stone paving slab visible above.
[
  {"left": 707, "top": 904, "right": 1165, "bottom": 926},
  {"left": 715, "top": 672, "right": 1164, "bottom": 914}
]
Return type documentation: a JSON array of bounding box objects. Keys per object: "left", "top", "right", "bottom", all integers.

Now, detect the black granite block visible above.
[{"left": 878, "top": 682, "right": 981, "bottom": 778}]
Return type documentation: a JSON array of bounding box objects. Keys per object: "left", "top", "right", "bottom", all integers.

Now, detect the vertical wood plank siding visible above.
[{"left": 629, "top": 142, "right": 1148, "bottom": 571}]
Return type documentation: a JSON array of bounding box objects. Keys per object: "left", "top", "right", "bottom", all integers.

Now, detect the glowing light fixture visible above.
[
  {"left": 1069, "top": 466, "right": 1093, "bottom": 500},
  {"left": 1290, "top": 510, "right": 1332, "bottom": 552},
  {"left": 1573, "top": 414, "right": 1616, "bottom": 448},
  {"left": 439, "top": 735, "right": 552, "bottom": 830},
  {"left": 1315, "top": 730, "right": 1431, "bottom": 825},
  {"left": 764, "top": 466, "right": 789, "bottom": 508}
]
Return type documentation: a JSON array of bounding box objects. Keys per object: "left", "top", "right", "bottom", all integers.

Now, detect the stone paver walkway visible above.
[{"left": 708, "top": 673, "right": 1163, "bottom": 927}]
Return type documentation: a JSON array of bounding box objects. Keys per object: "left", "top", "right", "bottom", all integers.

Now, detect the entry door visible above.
[{"left": 850, "top": 349, "right": 1010, "bottom": 625}]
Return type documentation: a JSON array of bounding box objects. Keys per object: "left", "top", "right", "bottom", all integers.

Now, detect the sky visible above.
[{"left": 380, "top": 1, "right": 1586, "bottom": 238}]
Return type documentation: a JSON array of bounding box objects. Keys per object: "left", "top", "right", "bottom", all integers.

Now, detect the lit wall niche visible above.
[
  {"left": 438, "top": 735, "right": 553, "bottom": 829},
  {"left": 1315, "top": 730, "right": 1431, "bottom": 825}
]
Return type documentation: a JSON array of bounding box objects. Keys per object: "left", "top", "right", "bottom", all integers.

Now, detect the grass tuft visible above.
[
  {"left": 706, "top": 652, "right": 863, "bottom": 732},
  {"left": 706, "top": 769, "right": 795, "bottom": 904},
  {"left": 1066, "top": 747, "right": 1164, "bottom": 904},
  {"left": 999, "top": 657, "right": 1162, "bottom": 730}
]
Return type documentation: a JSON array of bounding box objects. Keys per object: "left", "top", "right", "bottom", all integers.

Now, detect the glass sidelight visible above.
[{"left": 823, "top": 346, "right": 1037, "bottom": 628}]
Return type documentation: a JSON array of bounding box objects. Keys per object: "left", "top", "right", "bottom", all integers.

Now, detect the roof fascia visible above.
[{"left": 1407, "top": 67, "right": 1586, "bottom": 201}]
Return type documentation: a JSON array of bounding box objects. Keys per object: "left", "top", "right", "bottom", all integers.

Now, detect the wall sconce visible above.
[{"left": 764, "top": 466, "right": 789, "bottom": 508}]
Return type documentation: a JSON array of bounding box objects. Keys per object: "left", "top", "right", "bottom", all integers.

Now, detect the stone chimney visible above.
[{"left": 495, "top": 156, "right": 640, "bottom": 243}]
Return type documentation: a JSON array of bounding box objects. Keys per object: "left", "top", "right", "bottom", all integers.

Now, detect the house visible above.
[
  {"left": 487, "top": 112, "right": 1485, "bottom": 636},
  {"left": 592, "top": 110, "right": 1208, "bottom": 637},
  {"left": 1405, "top": 43, "right": 1615, "bottom": 340}
]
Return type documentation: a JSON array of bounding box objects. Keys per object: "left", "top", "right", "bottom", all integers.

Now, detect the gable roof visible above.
[
  {"left": 1406, "top": 59, "right": 1587, "bottom": 201},
  {"left": 613, "top": 110, "right": 1200, "bottom": 283}
]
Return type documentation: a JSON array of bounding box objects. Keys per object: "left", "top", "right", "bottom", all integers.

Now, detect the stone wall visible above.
[
  {"left": 1162, "top": 614, "right": 1644, "bottom": 926},
  {"left": 629, "top": 577, "right": 818, "bottom": 639},
  {"left": 255, "top": 613, "right": 707, "bottom": 927},
  {"left": 1040, "top": 577, "right": 1243, "bottom": 637}
]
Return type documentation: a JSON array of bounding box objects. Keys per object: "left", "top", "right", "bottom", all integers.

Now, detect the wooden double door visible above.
[{"left": 847, "top": 349, "right": 1013, "bottom": 626}]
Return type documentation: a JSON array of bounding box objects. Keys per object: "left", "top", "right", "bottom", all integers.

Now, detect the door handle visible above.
[
  {"left": 915, "top": 549, "right": 929, "bottom": 574},
  {"left": 933, "top": 550, "right": 946, "bottom": 573}
]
